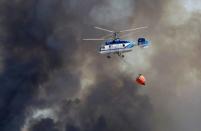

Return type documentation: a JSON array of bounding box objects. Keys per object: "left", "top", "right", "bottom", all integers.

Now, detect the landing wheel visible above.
[{"left": 107, "top": 55, "right": 111, "bottom": 59}]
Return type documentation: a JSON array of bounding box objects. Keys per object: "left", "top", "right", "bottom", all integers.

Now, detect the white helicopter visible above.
[{"left": 83, "top": 26, "right": 151, "bottom": 58}]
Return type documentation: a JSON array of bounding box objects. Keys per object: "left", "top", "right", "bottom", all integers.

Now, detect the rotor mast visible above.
[{"left": 113, "top": 32, "right": 119, "bottom": 40}]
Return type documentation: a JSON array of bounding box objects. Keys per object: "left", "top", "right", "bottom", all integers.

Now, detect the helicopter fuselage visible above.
[{"left": 99, "top": 39, "right": 135, "bottom": 54}]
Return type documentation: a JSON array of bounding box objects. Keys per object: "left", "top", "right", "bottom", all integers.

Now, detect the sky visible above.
[{"left": 0, "top": 0, "right": 201, "bottom": 131}]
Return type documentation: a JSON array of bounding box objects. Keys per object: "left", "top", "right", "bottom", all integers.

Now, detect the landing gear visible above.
[
  {"left": 107, "top": 55, "right": 111, "bottom": 59},
  {"left": 117, "top": 52, "right": 121, "bottom": 56},
  {"left": 116, "top": 52, "right": 125, "bottom": 58},
  {"left": 106, "top": 53, "right": 124, "bottom": 59}
]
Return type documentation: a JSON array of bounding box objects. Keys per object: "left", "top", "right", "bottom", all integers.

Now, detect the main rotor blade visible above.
[
  {"left": 100, "top": 33, "right": 113, "bottom": 39},
  {"left": 83, "top": 38, "right": 105, "bottom": 41},
  {"left": 119, "top": 26, "right": 148, "bottom": 33},
  {"left": 94, "top": 26, "right": 114, "bottom": 33},
  {"left": 120, "top": 32, "right": 135, "bottom": 39}
]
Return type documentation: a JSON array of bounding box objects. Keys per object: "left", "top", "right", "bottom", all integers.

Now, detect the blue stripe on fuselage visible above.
[{"left": 125, "top": 43, "right": 134, "bottom": 48}]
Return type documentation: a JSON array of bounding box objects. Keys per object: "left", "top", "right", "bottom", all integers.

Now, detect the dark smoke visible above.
[
  {"left": 0, "top": 0, "right": 78, "bottom": 130},
  {"left": 57, "top": 75, "right": 153, "bottom": 131},
  {"left": 0, "top": 2, "right": 61, "bottom": 131},
  {"left": 29, "top": 118, "right": 59, "bottom": 131},
  {"left": 0, "top": 0, "right": 156, "bottom": 131}
]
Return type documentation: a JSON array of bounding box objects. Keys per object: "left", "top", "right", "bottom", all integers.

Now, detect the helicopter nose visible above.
[
  {"left": 130, "top": 43, "right": 135, "bottom": 48},
  {"left": 129, "top": 42, "right": 135, "bottom": 47}
]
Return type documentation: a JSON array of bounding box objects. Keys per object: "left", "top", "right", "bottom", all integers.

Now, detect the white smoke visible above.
[{"left": 90, "top": 0, "right": 135, "bottom": 27}]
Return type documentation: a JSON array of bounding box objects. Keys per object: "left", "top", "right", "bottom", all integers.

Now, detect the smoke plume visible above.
[{"left": 0, "top": 0, "right": 201, "bottom": 131}]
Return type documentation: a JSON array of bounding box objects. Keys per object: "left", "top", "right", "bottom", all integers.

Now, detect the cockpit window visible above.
[{"left": 105, "top": 40, "right": 130, "bottom": 45}]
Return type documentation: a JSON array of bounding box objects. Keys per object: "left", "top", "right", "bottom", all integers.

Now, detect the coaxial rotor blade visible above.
[
  {"left": 100, "top": 33, "right": 113, "bottom": 39},
  {"left": 119, "top": 26, "right": 148, "bottom": 33},
  {"left": 120, "top": 32, "right": 135, "bottom": 39},
  {"left": 94, "top": 26, "right": 114, "bottom": 33},
  {"left": 83, "top": 38, "right": 105, "bottom": 41}
]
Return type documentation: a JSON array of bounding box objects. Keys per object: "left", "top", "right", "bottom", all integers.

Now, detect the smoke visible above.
[
  {"left": 89, "top": 0, "right": 135, "bottom": 27},
  {"left": 56, "top": 75, "right": 153, "bottom": 131},
  {"left": 0, "top": 0, "right": 86, "bottom": 130},
  {"left": 123, "top": 0, "right": 201, "bottom": 131},
  {"left": 0, "top": 0, "right": 65, "bottom": 130},
  {"left": 0, "top": 0, "right": 200, "bottom": 131},
  {"left": 0, "top": 0, "right": 153, "bottom": 131},
  {"left": 29, "top": 118, "right": 59, "bottom": 131}
]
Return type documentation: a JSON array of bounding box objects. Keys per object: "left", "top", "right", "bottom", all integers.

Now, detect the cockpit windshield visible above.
[{"left": 105, "top": 40, "right": 130, "bottom": 45}]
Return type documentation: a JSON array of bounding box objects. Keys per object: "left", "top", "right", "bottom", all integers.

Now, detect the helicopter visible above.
[{"left": 83, "top": 26, "right": 151, "bottom": 58}]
